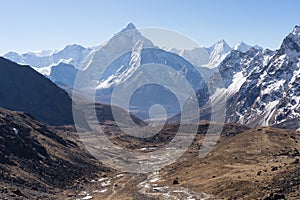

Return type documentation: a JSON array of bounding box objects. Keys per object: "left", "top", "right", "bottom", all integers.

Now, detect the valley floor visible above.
[{"left": 0, "top": 113, "right": 299, "bottom": 200}]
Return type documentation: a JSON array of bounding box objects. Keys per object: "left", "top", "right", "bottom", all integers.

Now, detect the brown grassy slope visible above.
[
  {"left": 0, "top": 107, "right": 111, "bottom": 199},
  {"left": 161, "top": 127, "right": 300, "bottom": 199}
]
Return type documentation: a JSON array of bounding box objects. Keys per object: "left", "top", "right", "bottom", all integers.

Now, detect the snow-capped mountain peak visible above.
[
  {"left": 213, "top": 39, "right": 231, "bottom": 52},
  {"left": 32, "top": 49, "right": 57, "bottom": 57},
  {"left": 281, "top": 25, "right": 300, "bottom": 52},
  {"left": 204, "top": 39, "right": 231, "bottom": 68},
  {"left": 233, "top": 41, "right": 263, "bottom": 53},
  {"left": 292, "top": 25, "right": 300, "bottom": 36},
  {"left": 164, "top": 39, "right": 233, "bottom": 69},
  {"left": 233, "top": 41, "right": 252, "bottom": 53},
  {"left": 120, "top": 22, "right": 137, "bottom": 32},
  {"left": 253, "top": 45, "right": 263, "bottom": 50},
  {"left": 61, "top": 44, "right": 85, "bottom": 51}
]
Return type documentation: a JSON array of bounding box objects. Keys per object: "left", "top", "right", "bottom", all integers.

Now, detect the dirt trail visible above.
[{"left": 107, "top": 176, "right": 134, "bottom": 200}]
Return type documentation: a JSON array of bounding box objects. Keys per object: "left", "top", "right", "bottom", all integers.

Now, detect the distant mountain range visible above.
[
  {"left": 2, "top": 24, "right": 262, "bottom": 97},
  {"left": 4, "top": 44, "right": 92, "bottom": 71},
  {"left": 2, "top": 23, "right": 300, "bottom": 129},
  {"left": 3, "top": 23, "right": 261, "bottom": 77}
]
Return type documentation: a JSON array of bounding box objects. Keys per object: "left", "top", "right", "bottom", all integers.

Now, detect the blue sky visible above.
[{"left": 1, "top": 0, "right": 299, "bottom": 55}]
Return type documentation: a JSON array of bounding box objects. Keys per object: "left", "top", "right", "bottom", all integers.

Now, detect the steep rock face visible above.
[
  {"left": 208, "top": 26, "right": 300, "bottom": 129},
  {"left": 0, "top": 57, "right": 73, "bottom": 125},
  {"left": 265, "top": 26, "right": 300, "bottom": 126}
]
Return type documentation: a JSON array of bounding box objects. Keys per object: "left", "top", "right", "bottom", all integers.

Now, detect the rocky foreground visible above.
[{"left": 0, "top": 108, "right": 299, "bottom": 199}]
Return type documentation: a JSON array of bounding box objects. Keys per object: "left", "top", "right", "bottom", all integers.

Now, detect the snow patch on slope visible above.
[
  {"left": 227, "top": 71, "right": 247, "bottom": 95},
  {"left": 262, "top": 100, "right": 280, "bottom": 126},
  {"left": 33, "top": 66, "right": 53, "bottom": 76},
  {"left": 96, "top": 40, "right": 143, "bottom": 89},
  {"left": 211, "top": 71, "right": 247, "bottom": 102}
]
